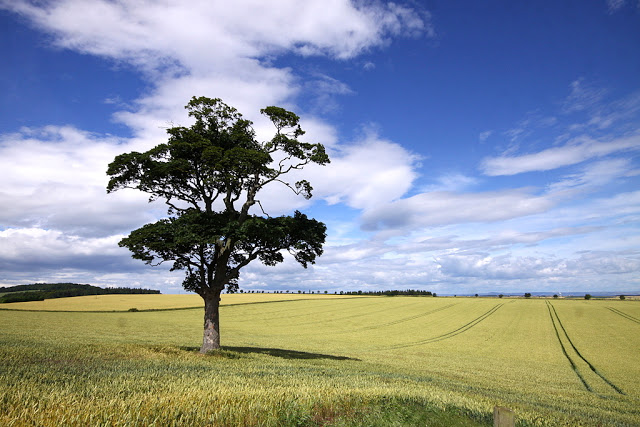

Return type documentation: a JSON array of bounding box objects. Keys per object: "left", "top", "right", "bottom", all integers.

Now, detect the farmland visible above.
[{"left": 1, "top": 295, "right": 639, "bottom": 425}]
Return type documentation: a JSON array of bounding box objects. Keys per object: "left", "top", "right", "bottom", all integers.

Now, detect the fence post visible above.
[{"left": 493, "top": 406, "right": 515, "bottom": 427}]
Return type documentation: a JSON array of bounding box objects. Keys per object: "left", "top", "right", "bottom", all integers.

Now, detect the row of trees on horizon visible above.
[{"left": 0, "top": 283, "right": 160, "bottom": 303}]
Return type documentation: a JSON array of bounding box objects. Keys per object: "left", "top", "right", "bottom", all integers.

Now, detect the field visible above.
[
  {"left": 0, "top": 292, "right": 354, "bottom": 312},
  {"left": 1, "top": 295, "right": 639, "bottom": 426}
]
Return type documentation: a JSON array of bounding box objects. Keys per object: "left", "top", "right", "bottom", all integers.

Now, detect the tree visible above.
[
  {"left": 524, "top": 293, "right": 532, "bottom": 298},
  {"left": 620, "top": 295, "right": 626, "bottom": 300},
  {"left": 584, "top": 294, "right": 592, "bottom": 300},
  {"left": 553, "top": 294, "right": 558, "bottom": 299},
  {"left": 107, "top": 97, "right": 329, "bottom": 353}
]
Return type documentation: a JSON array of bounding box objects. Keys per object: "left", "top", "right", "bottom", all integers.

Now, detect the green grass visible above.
[{"left": 1, "top": 295, "right": 639, "bottom": 425}]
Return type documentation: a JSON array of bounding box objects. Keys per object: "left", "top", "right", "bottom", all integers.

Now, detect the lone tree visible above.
[{"left": 107, "top": 97, "right": 329, "bottom": 353}]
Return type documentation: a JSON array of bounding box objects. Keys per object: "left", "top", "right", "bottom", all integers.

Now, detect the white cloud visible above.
[
  {"left": 3, "top": 0, "right": 431, "bottom": 138},
  {"left": 562, "top": 78, "right": 607, "bottom": 113},
  {"left": 361, "top": 189, "right": 553, "bottom": 231},
  {"left": 607, "top": 0, "right": 626, "bottom": 13},
  {"left": 5, "top": 0, "right": 430, "bottom": 65},
  {"left": 547, "top": 158, "right": 635, "bottom": 195},
  {"left": 478, "top": 130, "right": 492, "bottom": 143},
  {"left": 481, "top": 133, "right": 640, "bottom": 176},
  {"left": 0, "top": 126, "right": 164, "bottom": 236},
  {"left": 303, "top": 73, "right": 354, "bottom": 114},
  {"left": 586, "top": 91, "right": 640, "bottom": 131},
  {"left": 422, "top": 173, "right": 478, "bottom": 193},
  {"left": 314, "top": 132, "right": 420, "bottom": 210},
  {"left": 434, "top": 250, "right": 640, "bottom": 281},
  {"left": 0, "top": 228, "right": 125, "bottom": 268}
]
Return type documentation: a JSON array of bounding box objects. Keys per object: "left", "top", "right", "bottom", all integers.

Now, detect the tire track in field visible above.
[
  {"left": 356, "top": 302, "right": 459, "bottom": 331},
  {"left": 294, "top": 299, "right": 424, "bottom": 328},
  {"left": 385, "top": 303, "right": 503, "bottom": 349},
  {"left": 547, "top": 301, "right": 625, "bottom": 395},
  {"left": 230, "top": 298, "right": 387, "bottom": 323},
  {"left": 546, "top": 302, "right": 591, "bottom": 392},
  {"left": 606, "top": 307, "right": 640, "bottom": 325}
]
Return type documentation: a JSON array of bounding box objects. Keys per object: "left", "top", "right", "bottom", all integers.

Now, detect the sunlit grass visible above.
[
  {"left": 0, "top": 292, "right": 360, "bottom": 312},
  {"left": 1, "top": 296, "right": 639, "bottom": 425}
]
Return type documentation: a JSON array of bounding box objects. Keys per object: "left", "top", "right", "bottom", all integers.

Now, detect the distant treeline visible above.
[
  {"left": 0, "top": 283, "right": 160, "bottom": 303},
  {"left": 342, "top": 289, "right": 435, "bottom": 296}
]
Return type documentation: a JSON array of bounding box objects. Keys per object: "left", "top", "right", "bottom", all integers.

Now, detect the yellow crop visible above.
[
  {"left": 1, "top": 296, "right": 638, "bottom": 425},
  {"left": 0, "top": 292, "right": 357, "bottom": 311}
]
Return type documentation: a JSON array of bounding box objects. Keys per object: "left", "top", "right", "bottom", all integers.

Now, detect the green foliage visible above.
[
  {"left": 342, "top": 289, "right": 434, "bottom": 296},
  {"left": 620, "top": 295, "right": 626, "bottom": 300},
  {"left": 107, "top": 97, "right": 329, "bottom": 351},
  {"left": 0, "top": 283, "right": 159, "bottom": 303},
  {"left": 524, "top": 293, "right": 532, "bottom": 298},
  {"left": 0, "top": 291, "right": 45, "bottom": 303},
  {"left": 554, "top": 294, "right": 559, "bottom": 299},
  {"left": 107, "top": 97, "right": 329, "bottom": 298},
  {"left": 585, "top": 294, "right": 592, "bottom": 300}
]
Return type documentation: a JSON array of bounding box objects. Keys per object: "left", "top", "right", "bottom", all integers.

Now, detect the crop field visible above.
[
  {"left": 0, "top": 292, "right": 354, "bottom": 312},
  {"left": 1, "top": 295, "right": 639, "bottom": 426}
]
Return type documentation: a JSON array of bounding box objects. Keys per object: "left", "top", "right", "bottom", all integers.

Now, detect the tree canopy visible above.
[{"left": 107, "top": 97, "right": 329, "bottom": 351}]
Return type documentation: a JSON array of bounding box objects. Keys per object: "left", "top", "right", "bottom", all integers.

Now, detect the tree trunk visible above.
[{"left": 200, "top": 292, "right": 221, "bottom": 353}]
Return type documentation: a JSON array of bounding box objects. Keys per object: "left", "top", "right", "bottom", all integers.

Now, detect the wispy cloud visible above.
[
  {"left": 562, "top": 78, "right": 607, "bottom": 113},
  {"left": 481, "top": 133, "right": 640, "bottom": 176},
  {"left": 422, "top": 173, "right": 479, "bottom": 192},
  {"left": 547, "top": 158, "right": 636, "bottom": 195},
  {"left": 478, "top": 130, "right": 492, "bottom": 143},
  {"left": 361, "top": 189, "right": 553, "bottom": 231},
  {"left": 606, "top": 0, "right": 626, "bottom": 13},
  {"left": 303, "top": 73, "right": 354, "bottom": 114}
]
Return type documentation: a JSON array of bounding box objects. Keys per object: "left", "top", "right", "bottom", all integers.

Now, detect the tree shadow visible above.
[
  {"left": 180, "top": 346, "right": 360, "bottom": 361},
  {"left": 179, "top": 345, "right": 359, "bottom": 361},
  {"left": 225, "top": 346, "right": 360, "bottom": 361}
]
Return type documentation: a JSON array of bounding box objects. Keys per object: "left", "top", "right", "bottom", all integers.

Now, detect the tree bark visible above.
[{"left": 200, "top": 292, "right": 221, "bottom": 353}]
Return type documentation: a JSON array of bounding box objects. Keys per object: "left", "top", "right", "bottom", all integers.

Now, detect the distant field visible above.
[
  {"left": 1, "top": 296, "right": 638, "bottom": 426},
  {"left": 0, "top": 292, "right": 357, "bottom": 311}
]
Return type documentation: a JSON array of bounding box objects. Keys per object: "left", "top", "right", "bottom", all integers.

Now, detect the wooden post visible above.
[{"left": 494, "top": 406, "right": 515, "bottom": 427}]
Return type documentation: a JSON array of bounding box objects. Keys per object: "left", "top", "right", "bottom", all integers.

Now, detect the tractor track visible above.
[
  {"left": 357, "top": 302, "right": 459, "bottom": 331},
  {"left": 547, "top": 301, "right": 624, "bottom": 395},
  {"left": 606, "top": 307, "right": 640, "bottom": 325},
  {"left": 385, "top": 303, "right": 503, "bottom": 349}
]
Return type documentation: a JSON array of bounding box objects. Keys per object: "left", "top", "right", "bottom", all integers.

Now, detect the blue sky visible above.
[{"left": 1, "top": 0, "right": 639, "bottom": 295}]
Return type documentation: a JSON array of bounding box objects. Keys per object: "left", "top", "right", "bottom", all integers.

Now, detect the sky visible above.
[{"left": 1, "top": 0, "right": 639, "bottom": 295}]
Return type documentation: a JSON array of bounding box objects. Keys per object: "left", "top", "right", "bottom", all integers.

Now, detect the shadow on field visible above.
[
  {"left": 178, "top": 345, "right": 359, "bottom": 361},
  {"left": 225, "top": 346, "right": 360, "bottom": 361}
]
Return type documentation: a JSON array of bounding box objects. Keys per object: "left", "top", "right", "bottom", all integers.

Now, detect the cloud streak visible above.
[
  {"left": 481, "top": 134, "right": 640, "bottom": 176},
  {"left": 361, "top": 189, "right": 553, "bottom": 231}
]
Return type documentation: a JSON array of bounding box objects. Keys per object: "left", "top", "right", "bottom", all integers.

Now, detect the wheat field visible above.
[{"left": 1, "top": 294, "right": 638, "bottom": 425}]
